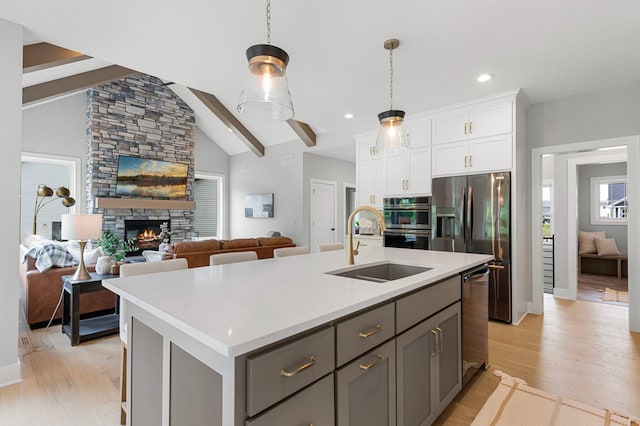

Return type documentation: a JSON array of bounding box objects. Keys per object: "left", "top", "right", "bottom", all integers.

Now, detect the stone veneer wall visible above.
[{"left": 87, "top": 73, "right": 195, "bottom": 242}]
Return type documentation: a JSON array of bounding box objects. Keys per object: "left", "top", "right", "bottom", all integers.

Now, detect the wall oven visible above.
[{"left": 383, "top": 196, "right": 431, "bottom": 250}]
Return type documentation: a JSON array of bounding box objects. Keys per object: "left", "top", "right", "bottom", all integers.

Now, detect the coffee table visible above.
[{"left": 61, "top": 272, "right": 120, "bottom": 346}]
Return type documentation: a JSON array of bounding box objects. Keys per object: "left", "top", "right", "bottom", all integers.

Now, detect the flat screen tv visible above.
[{"left": 115, "top": 155, "right": 188, "bottom": 199}]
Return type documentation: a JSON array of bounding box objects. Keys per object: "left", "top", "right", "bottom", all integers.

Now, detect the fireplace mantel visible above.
[{"left": 94, "top": 197, "right": 195, "bottom": 210}]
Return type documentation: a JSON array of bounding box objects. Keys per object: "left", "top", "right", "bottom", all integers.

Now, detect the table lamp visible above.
[{"left": 61, "top": 214, "right": 103, "bottom": 281}]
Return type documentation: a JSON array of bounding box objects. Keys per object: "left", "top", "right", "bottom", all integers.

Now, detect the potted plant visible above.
[{"left": 96, "top": 230, "right": 136, "bottom": 274}]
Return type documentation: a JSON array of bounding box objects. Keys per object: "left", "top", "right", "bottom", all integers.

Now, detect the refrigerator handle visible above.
[{"left": 467, "top": 185, "right": 473, "bottom": 244}]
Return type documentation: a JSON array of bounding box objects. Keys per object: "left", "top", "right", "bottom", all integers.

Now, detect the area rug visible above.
[
  {"left": 472, "top": 371, "right": 640, "bottom": 425},
  {"left": 602, "top": 287, "right": 629, "bottom": 303}
]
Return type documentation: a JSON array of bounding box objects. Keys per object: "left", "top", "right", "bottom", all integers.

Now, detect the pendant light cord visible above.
[
  {"left": 266, "top": 0, "right": 271, "bottom": 44},
  {"left": 389, "top": 48, "right": 394, "bottom": 110}
]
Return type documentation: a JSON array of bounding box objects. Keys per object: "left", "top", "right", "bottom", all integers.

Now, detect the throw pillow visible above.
[
  {"left": 578, "top": 230, "right": 606, "bottom": 254},
  {"left": 594, "top": 237, "right": 621, "bottom": 256},
  {"left": 67, "top": 245, "right": 103, "bottom": 265}
]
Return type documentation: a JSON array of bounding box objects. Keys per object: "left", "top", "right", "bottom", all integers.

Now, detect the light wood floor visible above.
[
  {"left": 577, "top": 272, "right": 628, "bottom": 307},
  {"left": 2, "top": 295, "right": 639, "bottom": 425}
]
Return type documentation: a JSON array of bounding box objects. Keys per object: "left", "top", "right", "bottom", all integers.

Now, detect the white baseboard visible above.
[
  {"left": 512, "top": 311, "right": 528, "bottom": 325},
  {"left": 0, "top": 360, "right": 21, "bottom": 388}
]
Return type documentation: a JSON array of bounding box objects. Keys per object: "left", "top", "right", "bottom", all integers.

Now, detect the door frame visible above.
[
  {"left": 530, "top": 135, "right": 639, "bottom": 332},
  {"left": 343, "top": 182, "right": 355, "bottom": 237},
  {"left": 310, "top": 179, "right": 338, "bottom": 250}
]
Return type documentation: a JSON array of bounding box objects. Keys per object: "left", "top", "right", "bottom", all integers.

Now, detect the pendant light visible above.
[
  {"left": 237, "top": 0, "right": 294, "bottom": 121},
  {"left": 375, "top": 39, "right": 409, "bottom": 155}
]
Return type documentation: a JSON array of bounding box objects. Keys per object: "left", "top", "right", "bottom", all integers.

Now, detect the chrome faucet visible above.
[{"left": 346, "top": 205, "right": 386, "bottom": 265}]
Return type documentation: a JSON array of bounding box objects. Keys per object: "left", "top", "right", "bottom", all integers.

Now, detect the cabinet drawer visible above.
[
  {"left": 246, "top": 327, "right": 335, "bottom": 417},
  {"left": 336, "top": 302, "right": 395, "bottom": 367},
  {"left": 246, "top": 373, "right": 334, "bottom": 426},
  {"left": 396, "top": 276, "right": 461, "bottom": 333}
]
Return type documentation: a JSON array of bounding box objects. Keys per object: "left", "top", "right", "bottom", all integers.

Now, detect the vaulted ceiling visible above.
[{"left": 5, "top": 1, "right": 640, "bottom": 162}]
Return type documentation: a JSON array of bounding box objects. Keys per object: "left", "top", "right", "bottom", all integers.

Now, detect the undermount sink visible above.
[{"left": 327, "top": 261, "right": 432, "bottom": 283}]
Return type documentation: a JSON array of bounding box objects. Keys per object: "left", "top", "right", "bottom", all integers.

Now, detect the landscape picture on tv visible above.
[{"left": 115, "top": 156, "right": 188, "bottom": 199}]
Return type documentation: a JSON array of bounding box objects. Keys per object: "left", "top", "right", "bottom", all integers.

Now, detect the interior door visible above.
[{"left": 310, "top": 181, "right": 336, "bottom": 252}]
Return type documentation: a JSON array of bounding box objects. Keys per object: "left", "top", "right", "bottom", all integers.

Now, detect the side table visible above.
[{"left": 61, "top": 272, "right": 120, "bottom": 346}]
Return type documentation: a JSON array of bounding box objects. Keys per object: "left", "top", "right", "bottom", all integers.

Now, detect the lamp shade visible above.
[
  {"left": 375, "top": 109, "right": 410, "bottom": 154},
  {"left": 237, "top": 44, "right": 294, "bottom": 121},
  {"left": 61, "top": 214, "right": 103, "bottom": 241}
]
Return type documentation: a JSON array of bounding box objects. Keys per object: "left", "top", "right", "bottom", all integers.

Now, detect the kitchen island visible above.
[{"left": 103, "top": 247, "right": 492, "bottom": 426}]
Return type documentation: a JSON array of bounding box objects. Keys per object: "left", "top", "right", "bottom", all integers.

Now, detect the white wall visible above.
[
  {"left": 577, "top": 162, "right": 628, "bottom": 253},
  {"left": 528, "top": 81, "right": 640, "bottom": 331},
  {"left": 0, "top": 19, "right": 22, "bottom": 387},
  {"left": 229, "top": 141, "right": 305, "bottom": 244},
  {"left": 22, "top": 92, "right": 87, "bottom": 208},
  {"left": 528, "top": 81, "right": 640, "bottom": 148},
  {"left": 194, "top": 126, "right": 230, "bottom": 238},
  {"left": 302, "top": 153, "right": 355, "bottom": 246}
]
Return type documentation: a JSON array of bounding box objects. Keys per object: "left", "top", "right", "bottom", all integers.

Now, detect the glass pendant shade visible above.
[
  {"left": 375, "top": 109, "right": 410, "bottom": 154},
  {"left": 237, "top": 44, "right": 294, "bottom": 121}
]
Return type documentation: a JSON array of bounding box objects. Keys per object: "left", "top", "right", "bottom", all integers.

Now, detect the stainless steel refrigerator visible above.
[{"left": 432, "top": 172, "right": 511, "bottom": 322}]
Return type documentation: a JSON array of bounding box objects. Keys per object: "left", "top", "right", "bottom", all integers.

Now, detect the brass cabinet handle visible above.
[
  {"left": 488, "top": 264, "right": 505, "bottom": 270},
  {"left": 431, "top": 329, "right": 438, "bottom": 356},
  {"left": 359, "top": 354, "right": 384, "bottom": 370},
  {"left": 469, "top": 121, "right": 473, "bottom": 134},
  {"left": 469, "top": 155, "right": 473, "bottom": 168},
  {"left": 464, "top": 122, "right": 468, "bottom": 135},
  {"left": 280, "top": 356, "right": 317, "bottom": 377},
  {"left": 464, "top": 155, "right": 468, "bottom": 168},
  {"left": 435, "top": 327, "right": 444, "bottom": 353},
  {"left": 359, "top": 324, "right": 383, "bottom": 338}
]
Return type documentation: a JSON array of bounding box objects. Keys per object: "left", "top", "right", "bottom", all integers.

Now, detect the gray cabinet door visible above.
[
  {"left": 433, "top": 303, "right": 462, "bottom": 412},
  {"left": 396, "top": 302, "right": 461, "bottom": 426},
  {"left": 336, "top": 340, "right": 396, "bottom": 426},
  {"left": 396, "top": 315, "right": 435, "bottom": 426}
]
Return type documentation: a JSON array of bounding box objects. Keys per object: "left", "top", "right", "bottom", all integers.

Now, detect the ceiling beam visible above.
[
  {"left": 23, "top": 42, "right": 91, "bottom": 73},
  {"left": 287, "top": 119, "right": 316, "bottom": 147},
  {"left": 188, "top": 88, "right": 265, "bottom": 157},
  {"left": 22, "top": 65, "right": 136, "bottom": 106}
]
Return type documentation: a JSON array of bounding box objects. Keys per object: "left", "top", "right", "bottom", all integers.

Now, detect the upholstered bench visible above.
[{"left": 578, "top": 253, "right": 628, "bottom": 279}]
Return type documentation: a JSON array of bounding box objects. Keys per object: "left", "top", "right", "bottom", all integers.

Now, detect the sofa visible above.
[
  {"left": 167, "top": 236, "right": 296, "bottom": 268},
  {"left": 19, "top": 241, "right": 116, "bottom": 328},
  {"left": 19, "top": 256, "right": 116, "bottom": 328}
]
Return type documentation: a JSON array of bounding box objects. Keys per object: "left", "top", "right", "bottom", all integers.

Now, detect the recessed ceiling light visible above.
[
  {"left": 476, "top": 73, "right": 493, "bottom": 82},
  {"left": 344, "top": 113, "right": 354, "bottom": 119}
]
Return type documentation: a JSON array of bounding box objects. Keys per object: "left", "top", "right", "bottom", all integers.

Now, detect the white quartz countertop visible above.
[{"left": 103, "top": 247, "right": 492, "bottom": 358}]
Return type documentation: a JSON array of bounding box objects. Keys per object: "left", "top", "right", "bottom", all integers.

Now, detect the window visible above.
[
  {"left": 21, "top": 154, "right": 79, "bottom": 242},
  {"left": 193, "top": 174, "right": 223, "bottom": 239},
  {"left": 590, "top": 175, "right": 628, "bottom": 225},
  {"left": 542, "top": 182, "right": 552, "bottom": 236}
]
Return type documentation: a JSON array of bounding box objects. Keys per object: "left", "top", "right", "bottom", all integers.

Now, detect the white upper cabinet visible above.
[
  {"left": 432, "top": 99, "right": 512, "bottom": 145},
  {"left": 356, "top": 158, "right": 384, "bottom": 208},
  {"left": 355, "top": 133, "right": 378, "bottom": 162},
  {"left": 383, "top": 117, "right": 432, "bottom": 196},
  {"left": 406, "top": 116, "right": 431, "bottom": 149},
  {"left": 431, "top": 98, "right": 514, "bottom": 176},
  {"left": 384, "top": 148, "right": 431, "bottom": 196}
]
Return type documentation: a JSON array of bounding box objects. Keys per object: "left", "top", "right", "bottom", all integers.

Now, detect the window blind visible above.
[
  {"left": 21, "top": 161, "right": 72, "bottom": 242},
  {"left": 194, "top": 178, "right": 219, "bottom": 238}
]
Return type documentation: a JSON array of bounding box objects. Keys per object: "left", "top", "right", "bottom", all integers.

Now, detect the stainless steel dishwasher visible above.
[{"left": 461, "top": 264, "right": 489, "bottom": 387}]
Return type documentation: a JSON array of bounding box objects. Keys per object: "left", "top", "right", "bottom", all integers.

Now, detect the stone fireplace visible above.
[
  {"left": 86, "top": 73, "right": 195, "bottom": 242},
  {"left": 124, "top": 219, "right": 169, "bottom": 256}
]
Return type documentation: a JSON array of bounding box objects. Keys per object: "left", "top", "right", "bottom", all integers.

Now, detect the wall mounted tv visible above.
[{"left": 115, "top": 155, "right": 188, "bottom": 199}]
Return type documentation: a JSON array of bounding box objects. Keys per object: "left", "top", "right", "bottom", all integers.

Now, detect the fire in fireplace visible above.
[{"left": 124, "top": 220, "right": 170, "bottom": 256}]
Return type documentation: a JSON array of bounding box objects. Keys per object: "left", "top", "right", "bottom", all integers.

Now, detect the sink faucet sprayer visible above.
[{"left": 346, "top": 205, "right": 386, "bottom": 265}]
